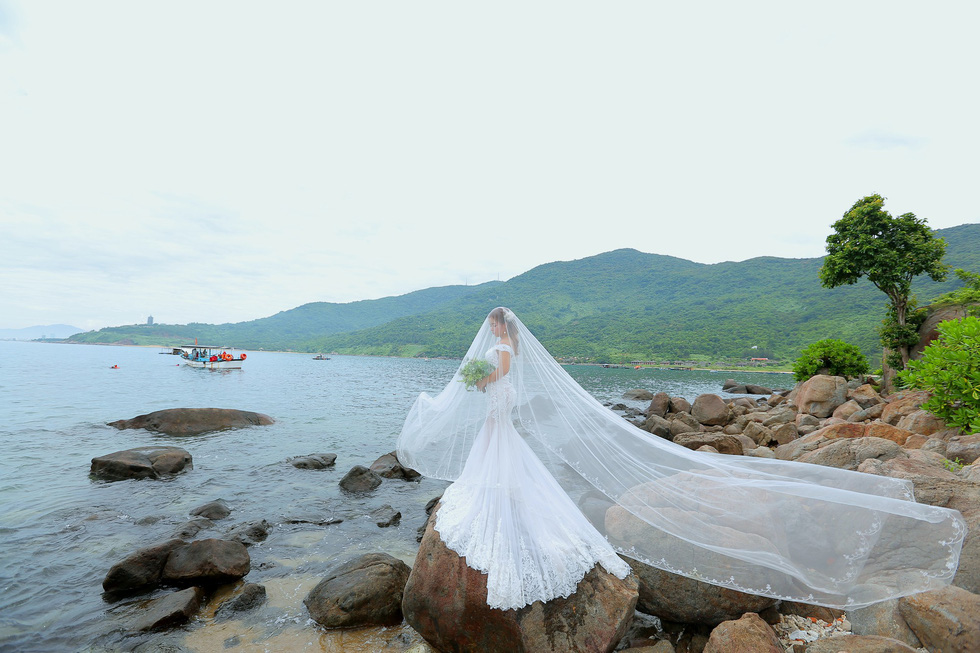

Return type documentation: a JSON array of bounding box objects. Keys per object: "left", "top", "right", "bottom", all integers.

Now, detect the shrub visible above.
[
  {"left": 899, "top": 316, "right": 980, "bottom": 432},
  {"left": 792, "top": 339, "right": 870, "bottom": 382}
]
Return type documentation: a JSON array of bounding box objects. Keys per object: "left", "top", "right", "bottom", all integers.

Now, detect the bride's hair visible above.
[{"left": 488, "top": 307, "right": 519, "bottom": 356}]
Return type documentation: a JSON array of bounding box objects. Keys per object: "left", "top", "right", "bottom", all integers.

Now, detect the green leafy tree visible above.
[
  {"left": 899, "top": 316, "right": 980, "bottom": 432},
  {"left": 819, "top": 194, "right": 948, "bottom": 370},
  {"left": 879, "top": 298, "right": 928, "bottom": 370},
  {"left": 932, "top": 268, "right": 980, "bottom": 315},
  {"left": 792, "top": 339, "right": 870, "bottom": 382}
]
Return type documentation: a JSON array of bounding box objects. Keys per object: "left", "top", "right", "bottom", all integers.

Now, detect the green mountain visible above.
[
  {"left": 68, "top": 282, "right": 500, "bottom": 350},
  {"left": 69, "top": 224, "right": 980, "bottom": 362}
]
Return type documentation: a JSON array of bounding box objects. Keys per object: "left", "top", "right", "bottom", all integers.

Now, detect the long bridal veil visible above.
[{"left": 396, "top": 308, "right": 966, "bottom": 609}]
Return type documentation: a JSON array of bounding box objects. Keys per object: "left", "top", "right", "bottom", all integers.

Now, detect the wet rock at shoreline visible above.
[
  {"left": 131, "top": 586, "right": 204, "bottom": 632},
  {"left": 370, "top": 451, "right": 421, "bottom": 480},
  {"left": 339, "top": 465, "right": 383, "bottom": 492},
  {"left": 162, "top": 538, "right": 250, "bottom": 586},
  {"left": 304, "top": 552, "right": 411, "bottom": 628},
  {"left": 107, "top": 407, "right": 274, "bottom": 436},
  {"left": 371, "top": 505, "right": 401, "bottom": 528},
  {"left": 91, "top": 446, "right": 192, "bottom": 481},
  {"left": 190, "top": 500, "right": 230, "bottom": 520},
  {"left": 226, "top": 519, "right": 272, "bottom": 546},
  {"left": 103, "top": 538, "right": 187, "bottom": 593},
  {"left": 403, "top": 503, "right": 638, "bottom": 653},
  {"left": 215, "top": 583, "right": 267, "bottom": 621},
  {"left": 290, "top": 453, "right": 337, "bottom": 469},
  {"left": 175, "top": 517, "right": 214, "bottom": 539}
]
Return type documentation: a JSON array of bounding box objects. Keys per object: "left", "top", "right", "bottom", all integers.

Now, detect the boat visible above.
[
  {"left": 312, "top": 354, "right": 330, "bottom": 360},
  {"left": 179, "top": 345, "right": 247, "bottom": 369}
]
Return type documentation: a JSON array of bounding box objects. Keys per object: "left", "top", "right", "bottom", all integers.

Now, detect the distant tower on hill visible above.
[{"left": 147, "top": 315, "right": 154, "bottom": 325}]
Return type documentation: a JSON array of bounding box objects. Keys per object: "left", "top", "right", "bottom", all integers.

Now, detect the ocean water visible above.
[{"left": 0, "top": 340, "right": 788, "bottom": 652}]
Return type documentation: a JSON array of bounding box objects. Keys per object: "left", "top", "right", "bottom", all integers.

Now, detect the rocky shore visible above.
[{"left": 92, "top": 387, "right": 980, "bottom": 652}]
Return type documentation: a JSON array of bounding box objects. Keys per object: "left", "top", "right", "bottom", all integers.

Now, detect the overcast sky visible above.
[{"left": 2, "top": 1, "right": 978, "bottom": 331}]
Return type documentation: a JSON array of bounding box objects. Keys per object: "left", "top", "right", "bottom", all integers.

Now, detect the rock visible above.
[
  {"left": 803, "top": 634, "right": 919, "bottom": 652},
  {"left": 896, "top": 409, "right": 945, "bottom": 436},
  {"left": 947, "top": 434, "right": 980, "bottom": 464},
  {"left": 215, "top": 583, "right": 267, "bottom": 620},
  {"left": 131, "top": 587, "right": 204, "bottom": 632},
  {"left": 646, "top": 392, "right": 671, "bottom": 418},
  {"left": 779, "top": 601, "right": 843, "bottom": 624},
  {"left": 371, "top": 504, "right": 402, "bottom": 527},
  {"left": 625, "top": 389, "right": 655, "bottom": 401},
  {"left": 797, "top": 437, "right": 903, "bottom": 470},
  {"left": 162, "top": 538, "right": 250, "bottom": 586},
  {"left": 403, "top": 504, "right": 638, "bottom": 653},
  {"left": 880, "top": 391, "right": 931, "bottom": 426},
  {"left": 899, "top": 585, "right": 980, "bottom": 653},
  {"left": 304, "top": 552, "right": 411, "bottom": 628},
  {"left": 848, "top": 404, "right": 886, "bottom": 422},
  {"left": 226, "top": 519, "right": 272, "bottom": 546},
  {"left": 190, "top": 500, "right": 230, "bottom": 520},
  {"left": 692, "top": 394, "right": 731, "bottom": 426},
  {"left": 865, "top": 422, "right": 915, "bottom": 445},
  {"left": 723, "top": 379, "right": 739, "bottom": 390},
  {"left": 703, "top": 612, "right": 782, "bottom": 653},
  {"left": 795, "top": 375, "right": 848, "bottom": 418},
  {"left": 625, "top": 558, "right": 774, "bottom": 625},
  {"left": 848, "top": 384, "right": 884, "bottom": 408},
  {"left": 670, "top": 397, "right": 692, "bottom": 414},
  {"left": 175, "top": 517, "right": 213, "bottom": 539},
  {"left": 732, "top": 397, "right": 757, "bottom": 409},
  {"left": 369, "top": 451, "right": 421, "bottom": 480},
  {"left": 103, "top": 539, "right": 186, "bottom": 593},
  {"left": 107, "top": 407, "right": 274, "bottom": 435},
  {"left": 848, "top": 598, "right": 921, "bottom": 648},
  {"left": 672, "top": 433, "right": 743, "bottom": 456},
  {"left": 290, "top": 453, "right": 337, "bottom": 469},
  {"left": 339, "top": 465, "right": 383, "bottom": 492},
  {"left": 770, "top": 422, "right": 798, "bottom": 445},
  {"left": 90, "top": 446, "right": 193, "bottom": 481},
  {"left": 669, "top": 412, "right": 701, "bottom": 437},
  {"left": 832, "top": 400, "right": 862, "bottom": 421},
  {"left": 640, "top": 414, "right": 671, "bottom": 439},
  {"left": 743, "top": 422, "right": 775, "bottom": 446},
  {"left": 795, "top": 414, "right": 822, "bottom": 428},
  {"left": 762, "top": 407, "right": 797, "bottom": 427}
]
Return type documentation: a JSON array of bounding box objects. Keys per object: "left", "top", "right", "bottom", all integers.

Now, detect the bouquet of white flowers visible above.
[{"left": 459, "top": 358, "right": 494, "bottom": 390}]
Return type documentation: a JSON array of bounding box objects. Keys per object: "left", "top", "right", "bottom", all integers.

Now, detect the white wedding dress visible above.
[
  {"left": 397, "top": 308, "right": 965, "bottom": 611},
  {"left": 433, "top": 343, "right": 630, "bottom": 610}
]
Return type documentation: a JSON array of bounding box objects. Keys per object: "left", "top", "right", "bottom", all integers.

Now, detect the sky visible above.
[{"left": 1, "top": 1, "right": 978, "bottom": 331}]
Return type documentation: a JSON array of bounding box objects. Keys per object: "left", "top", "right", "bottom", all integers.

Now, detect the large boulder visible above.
[
  {"left": 402, "top": 504, "right": 638, "bottom": 653},
  {"left": 804, "top": 635, "right": 919, "bottom": 652},
  {"left": 796, "top": 437, "right": 903, "bottom": 471},
  {"left": 624, "top": 558, "right": 774, "bottom": 625},
  {"left": 702, "top": 612, "right": 782, "bottom": 653},
  {"left": 304, "top": 552, "right": 411, "bottom": 628},
  {"left": 794, "top": 375, "right": 848, "bottom": 418},
  {"left": 646, "top": 392, "right": 671, "bottom": 418},
  {"left": 880, "top": 391, "right": 931, "bottom": 426},
  {"left": 848, "top": 598, "right": 921, "bottom": 648},
  {"left": 896, "top": 409, "right": 945, "bottom": 436},
  {"left": 91, "top": 446, "right": 192, "bottom": 481},
  {"left": 108, "top": 407, "right": 274, "bottom": 435},
  {"left": 369, "top": 451, "right": 421, "bottom": 480},
  {"left": 848, "top": 384, "right": 884, "bottom": 409},
  {"left": 671, "top": 433, "right": 743, "bottom": 456},
  {"left": 899, "top": 585, "right": 980, "bottom": 653},
  {"left": 947, "top": 434, "right": 980, "bottom": 464},
  {"left": 103, "top": 539, "right": 186, "bottom": 593},
  {"left": 339, "top": 465, "right": 383, "bottom": 492},
  {"left": 691, "top": 394, "right": 731, "bottom": 426},
  {"left": 131, "top": 587, "right": 204, "bottom": 632},
  {"left": 162, "top": 538, "right": 250, "bottom": 586}
]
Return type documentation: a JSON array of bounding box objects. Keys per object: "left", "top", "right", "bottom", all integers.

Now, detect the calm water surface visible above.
[{"left": 0, "top": 341, "right": 788, "bottom": 652}]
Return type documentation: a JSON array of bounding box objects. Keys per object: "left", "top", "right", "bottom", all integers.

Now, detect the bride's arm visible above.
[{"left": 476, "top": 349, "right": 510, "bottom": 391}]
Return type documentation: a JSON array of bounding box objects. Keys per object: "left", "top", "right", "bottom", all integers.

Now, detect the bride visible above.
[{"left": 397, "top": 307, "right": 966, "bottom": 611}]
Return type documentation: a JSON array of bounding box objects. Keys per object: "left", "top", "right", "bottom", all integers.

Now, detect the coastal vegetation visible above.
[
  {"left": 820, "top": 194, "right": 949, "bottom": 370},
  {"left": 67, "top": 224, "right": 980, "bottom": 363},
  {"left": 791, "top": 339, "right": 870, "bottom": 382}
]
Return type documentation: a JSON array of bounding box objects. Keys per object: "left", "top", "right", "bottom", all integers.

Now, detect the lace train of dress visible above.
[{"left": 434, "top": 344, "right": 630, "bottom": 610}]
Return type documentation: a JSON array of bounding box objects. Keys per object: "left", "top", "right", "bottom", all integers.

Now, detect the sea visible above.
[{"left": 0, "top": 340, "right": 790, "bottom": 652}]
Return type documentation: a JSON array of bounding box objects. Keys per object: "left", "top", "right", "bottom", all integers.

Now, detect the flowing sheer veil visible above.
[{"left": 397, "top": 308, "right": 966, "bottom": 608}]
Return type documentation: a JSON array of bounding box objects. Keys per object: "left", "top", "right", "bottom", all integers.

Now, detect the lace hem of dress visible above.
[{"left": 434, "top": 485, "right": 631, "bottom": 611}]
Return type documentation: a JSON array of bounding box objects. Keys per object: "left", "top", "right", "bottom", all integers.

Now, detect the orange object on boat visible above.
[{"left": 240, "top": 353, "right": 246, "bottom": 360}]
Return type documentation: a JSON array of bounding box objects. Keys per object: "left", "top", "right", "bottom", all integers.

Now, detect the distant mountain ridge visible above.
[
  {"left": 1, "top": 324, "right": 83, "bottom": 340},
  {"left": 68, "top": 224, "right": 980, "bottom": 362}
]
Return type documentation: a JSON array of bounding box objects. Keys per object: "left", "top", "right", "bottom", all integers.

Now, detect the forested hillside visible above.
[{"left": 69, "top": 224, "right": 980, "bottom": 362}]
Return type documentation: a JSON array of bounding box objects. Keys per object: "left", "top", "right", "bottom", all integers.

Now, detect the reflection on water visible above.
[{"left": 0, "top": 341, "right": 785, "bottom": 651}]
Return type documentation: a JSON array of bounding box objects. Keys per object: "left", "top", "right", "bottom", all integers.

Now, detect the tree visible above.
[
  {"left": 792, "top": 338, "right": 870, "bottom": 382},
  {"left": 819, "top": 194, "right": 948, "bottom": 370}
]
